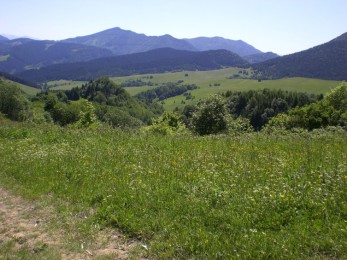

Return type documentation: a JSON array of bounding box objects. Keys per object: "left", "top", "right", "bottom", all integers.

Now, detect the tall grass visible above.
[{"left": 0, "top": 124, "right": 346, "bottom": 258}]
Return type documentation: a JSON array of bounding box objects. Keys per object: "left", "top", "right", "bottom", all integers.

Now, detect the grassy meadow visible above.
[
  {"left": 47, "top": 80, "right": 86, "bottom": 90},
  {"left": 0, "top": 123, "right": 346, "bottom": 258},
  {"left": 110, "top": 68, "right": 340, "bottom": 110},
  {"left": 43, "top": 68, "right": 340, "bottom": 111}
]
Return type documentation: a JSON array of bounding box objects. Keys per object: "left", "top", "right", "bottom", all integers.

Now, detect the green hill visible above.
[
  {"left": 253, "top": 32, "right": 347, "bottom": 80},
  {"left": 18, "top": 48, "right": 248, "bottom": 82}
]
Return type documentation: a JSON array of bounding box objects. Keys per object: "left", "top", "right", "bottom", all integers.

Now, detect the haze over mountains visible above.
[
  {"left": 0, "top": 27, "right": 346, "bottom": 83},
  {"left": 0, "top": 27, "right": 272, "bottom": 76}
]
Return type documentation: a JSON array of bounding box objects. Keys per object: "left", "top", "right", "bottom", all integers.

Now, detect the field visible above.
[
  {"left": 110, "top": 68, "right": 340, "bottom": 110},
  {"left": 0, "top": 124, "right": 346, "bottom": 258},
  {"left": 44, "top": 68, "right": 340, "bottom": 111},
  {"left": 48, "top": 80, "right": 86, "bottom": 90}
]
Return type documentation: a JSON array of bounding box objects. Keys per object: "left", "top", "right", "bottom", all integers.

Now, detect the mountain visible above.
[
  {"left": 0, "top": 39, "right": 113, "bottom": 74},
  {"left": 63, "top": 27, "right": 197, "bottom": 55},
  {"left": 18, "top": 48, "right": 249, "bottom": 82},
  {"left": 0, "top": 71, "right": 37, "bottom": 88},
  {"left": 253, "top": 32, "right": 347, "bottom": 80},
  {"left": 63, "top": 27, "right": 264, "bottom": 57},
  {"left": 243, "top": 52, "right": 279, "bottom": 64},
  {"left": 185, "top": 37, "right": 262, "bottom": 57},
  {"left": 0, "top": 35, "right": 9, "bottom": 42}
]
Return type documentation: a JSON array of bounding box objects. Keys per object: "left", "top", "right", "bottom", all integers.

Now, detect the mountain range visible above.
[
  {"left": 0, "top": 27, "right": 273, "bottom": 76},
  {"left": 1, "top": 27, "right": 346, "bottom": 83},
  {"left": 0, "top": 38, "right": 113, "bottom": 74},
  {"left": 18, "top": 48, "right": 248, "bottom": 82}
]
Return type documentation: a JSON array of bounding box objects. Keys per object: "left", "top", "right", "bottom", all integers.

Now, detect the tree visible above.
[
  {"left": 74, "top": 100, "right": 99, "bottom": 128},
  {"left": 192, "top": 95, "right": 228, "bottom": 135},
  {"left": 0, "top": 80, "right": 32, "bottom": 121},
  {"left": 144, "top": 111, "right": 188, "bottom": 135}
]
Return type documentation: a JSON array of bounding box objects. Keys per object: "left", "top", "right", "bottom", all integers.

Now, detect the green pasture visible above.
[{"left": 0, "top": 124, "right": 346, "bottom": 258}]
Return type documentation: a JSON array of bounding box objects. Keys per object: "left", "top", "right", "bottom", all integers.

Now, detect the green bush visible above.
[
  {"left": 0, "top": 80, "right": 32, "bottom": 121},
  {"left": 192, "top": 95, "right": 228, "bottom": 135},
  {"left": 143, "top": 111, "right": 188, "bottom": 135}
]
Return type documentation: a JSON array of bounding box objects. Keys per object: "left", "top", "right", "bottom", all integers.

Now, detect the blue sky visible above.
[{"left": 1, "top": 0, "right": 346, "bottom": 55}]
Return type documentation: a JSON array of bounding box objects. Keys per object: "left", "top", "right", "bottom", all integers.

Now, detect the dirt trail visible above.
[{"left": 0, "top": 186, "right": 141, "bottom": 259}]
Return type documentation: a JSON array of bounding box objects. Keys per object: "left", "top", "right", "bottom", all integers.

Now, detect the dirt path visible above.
[{"left": 0, "top": 186, "right": 143, "bottom": 259}]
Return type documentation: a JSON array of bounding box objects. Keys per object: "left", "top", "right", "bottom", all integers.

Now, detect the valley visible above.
[{"left": 0, "top": 24, "right": 346, "bottom": 259}]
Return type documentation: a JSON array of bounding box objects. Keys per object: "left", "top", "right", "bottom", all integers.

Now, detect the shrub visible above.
[
  {"left": 0, "top": 81, "right": 32, "bottom": 121},
  {"left": 192, "top": 95, "right": 228, "bottom": 135}
]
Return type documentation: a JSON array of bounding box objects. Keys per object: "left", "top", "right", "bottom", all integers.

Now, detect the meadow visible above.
[
  {"left": 43, "top": 68, "right": 340, "bottom": 111},
  {"left": 0, "top": 123, "right": 346, "bottom": 258},
  {"left": 111, "top": 68, "right": 340, "bottom": 110}
]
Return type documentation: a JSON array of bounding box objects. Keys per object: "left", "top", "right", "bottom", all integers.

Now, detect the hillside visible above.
[
  {"left": 0, "top": 39, "right": 113, "bottom": 74},
  {"left": 63, "top": 27, "right": 197, "bottom": 55},
  {"left": 0, "top": 35, "right": 9, "bottom": 42},
  {"left": 243, "top": 52, "right": 279, "bottom": 64},
  {"left": 0, "top": 74, "right": 39, "bottom": 96},
  {"left": 18, "top": 48, "right": 249, "bottom": 82},
  {"left": 253, "top": 32, "right": 347, "bottom": 80},
  {"left": 0, "top": 71, "right": 37, "bottom": 88},
  {"left": 185, "top": 37, "right": 262, "bottom": 57}
]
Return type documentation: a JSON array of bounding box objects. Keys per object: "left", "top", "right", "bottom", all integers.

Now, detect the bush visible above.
[
  {"left": 192, "top": 95, "right": 228, "bottom": 135},
  {"left": 0, "top": 80, "right": 32, "bottom": 121},
  {"left": 143, "top": 112, "right": 188, "bottom": 135}
]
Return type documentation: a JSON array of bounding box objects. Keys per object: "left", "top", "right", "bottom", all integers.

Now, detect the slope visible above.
[
  {"left": 185, "top": 37, "right": 262, "bottom": 57},
  {"left": 252, "top": 32, "right": 347, "bottom": 80},
  {"left": 0, "top": 39, "right": 113, "bottom": 74},
  {"left": 243, "top": 52, "right": 279, "bottom": 64},
  {"left": 0, "top": 35, "right": 9, "bottom": 42},
  {"left": 18, "top": 48, "right": 249, "bottom": 82},
  {"left": 63, "top": 27, "right": 197, "bottom": 55}
]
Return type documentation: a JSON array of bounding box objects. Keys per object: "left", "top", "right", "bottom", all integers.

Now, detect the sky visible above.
[{"left": 0, "top": 0, "right": 346, "bottom": 55}]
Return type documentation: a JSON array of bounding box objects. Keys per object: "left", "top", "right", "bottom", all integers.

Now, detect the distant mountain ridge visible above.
[
  {"left": 62, "top": 27, "right": 264, "bottom": 57},
  {"left": 0, "top": 39, "right": 113, "bottom": 74},
  {"left": 63, "top": 27, "right": 197, "bottom": 55},
  {"left": 0, "top": 35, "right": 9, "bottom": 42},
  {"left": 18, "top": 48, "right": 249, "bottom": 82},
  {"left": 243, "top": 52, "right": 279, "bottom": 64},
  {"left": 253, "top": 32, "right": 347, "bottom": 80},
  {"left": 185, "top": 37, "right": 262, "bottom": 57}
]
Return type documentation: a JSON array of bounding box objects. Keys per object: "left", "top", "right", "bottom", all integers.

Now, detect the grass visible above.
[
  {"left": 41, "top": 68, "right": 339, "bottom": 111},
  {"left": 0, "top": 124, "right": 346, "bottom": 258},
  {"left": 0, "top": 78, "right": 40, "bottom": 96},
  {"left": 110, "top": 68, "right": 340, "bottom": 111},
  {"left": 48, "top": 80, "right": 85, "bottom": 90},
  {"left": 0, "top": 54, "right": 10, "bottom": 62}
]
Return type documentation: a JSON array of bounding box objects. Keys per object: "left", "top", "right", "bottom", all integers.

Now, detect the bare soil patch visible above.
[{"left": 0, "top": 187, "right": 142, "bottom": 259}]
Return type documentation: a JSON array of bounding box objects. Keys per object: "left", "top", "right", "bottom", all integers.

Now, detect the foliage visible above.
[
  {"left": 143, "top": 111, "right": 188, "bottom": 135},
  {"left": 94, "top": 104, "right": 144, "bottom": 129},
  {"left": 223, "top": 88, "right": 320, "bottom": 130},
  {"left": 0, "top": 79, "right": 32, "bottom": 121},
  {"left": 64, "top": 77, "right": 162, "bottom": 125},
  {"left": 192, "top": 95, "right": 229, "bottom": 135},
  {"left": 135, "top": 82, "right": 198, "bottom": 102},
  {"left": 0, "top": 124, "right": 345, "bottom": 258},
  {"left": 227, "top": 116, "right": 254, "bottom": 134},
  {"left": 73, "top": 100, "right": 99, "bottom": 128},
  {"left": 268, "top": 83, "right": 347, "bottom": 131}
]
